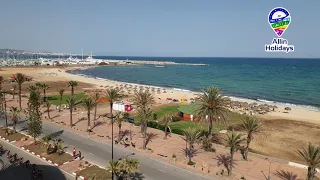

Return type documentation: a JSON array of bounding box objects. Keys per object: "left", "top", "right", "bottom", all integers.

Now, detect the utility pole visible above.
[{"left": 3, "top": 91, "right": 8, "bottom": 128}]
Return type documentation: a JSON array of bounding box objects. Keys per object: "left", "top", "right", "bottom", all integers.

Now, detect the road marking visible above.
[
  {"left": 157, "top": 169, "right": 166, "bottom": 172},
  {"left": 88, "top": 152, "right": 95, "bottom": 156},
  {"left": 0, "top": 138, "right": 75, "bottom": 178}
]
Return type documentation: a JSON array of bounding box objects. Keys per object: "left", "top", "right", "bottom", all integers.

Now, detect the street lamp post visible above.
[
  {"left": 3, "top": 92, "right": 8, "bottom": 127},
  {"left": 111, "top": 114, "right": 114, "bottom": 180}
]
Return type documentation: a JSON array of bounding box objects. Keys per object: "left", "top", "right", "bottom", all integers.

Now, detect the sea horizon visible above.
[{"left": 67, "top": 57, "right": 320, "bottom": 111}]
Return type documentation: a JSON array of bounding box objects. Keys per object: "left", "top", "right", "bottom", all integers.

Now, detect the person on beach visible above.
[{"left": 73, "top": 147, "right": 77, "bottom": 158}]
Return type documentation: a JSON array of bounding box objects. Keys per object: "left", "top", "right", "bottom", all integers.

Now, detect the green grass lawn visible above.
[
  {"left": 24, "top": 142, "right": 74, "bottom": 165},
  {"left": 77, "top": 165, "right": 111, "bottom": 180},
  {"left": 132, "top": 103, "right": 246, "bottom": 133},
  {"left": 0, "top": 128, "right": 28, "bottom": 141},
  {"left": 132, "top": 104, "right": 184, "bottom": 123},
  {"left": 47, "top": 93, "right": 85, "bottom": 106}
]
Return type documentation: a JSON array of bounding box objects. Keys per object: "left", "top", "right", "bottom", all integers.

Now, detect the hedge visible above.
[{"left": 146, "top": 121, "right": 184, "bottom": 135}]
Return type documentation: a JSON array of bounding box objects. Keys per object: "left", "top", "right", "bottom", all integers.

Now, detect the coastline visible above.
[
  {"left": 1, "top": 66, "right": 320, "bottom": 123},
  {"left": 63, "top": 67, "right": 320, "bottom": 123}
]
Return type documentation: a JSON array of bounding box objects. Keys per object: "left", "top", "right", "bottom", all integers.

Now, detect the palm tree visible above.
[
  {"left": 133, "top": 91, "right": 155, "bottom": 132},
  {"left": 132, "top": 91, "right": 155, "bottom": 109},
  {"left": 121, "top": 158, "right": 140, "bottom": 179},
  {"left": 144, "top": 132, "right": 158, "bottom": 150},
  {"left": 162, "top": 114, "right": 172, "bottom": 139},
  {"left": 41, "top": 83, "right": 50, "bottom": 102},
  {"left": 13, "top": 73, "right": 26, "bottom": 110},
  {"left": 44, "top": 100, "right": 52, "bottom": 119},
  {"left": 9, "top": 106, "right": 20, "bottom": 132},
  {"left": 81, "top": 97, "right": 97, "bottom": 130},
  {"left": 136, "top": 107, "right": 153, "bottom": 149},
  {"left": 109, "top": 113, "right": 126, "bottom": 142},
  {"left": 66, "top": 96, "right": 76, "bottom": 127},
  {"left": 240, "top": 116, "right": 260, "bottom": 160},
  {"left": 68, "top": 81, "right": 78, "bottom": 96},
  {"left": 92, "top": 92, "right": 100, "bottom": 120},
  {"left": 181, "top": 127, "right": 203, "bottom": 164},
  {"left": 107, "top": 160, "right": 123, "bottom": 179},
  {"left": 58, "top": 88, "right": 65, "bottom": 112},
  {"left": 104, "top": 88, "right": 121, "bottom": 118},
  {"left": 12, "top": 84, "right": 17, "bottom": 99},
  {"left": 197, "top": 87, "right": 230, "bottom": 138},
  {"left": 297, "top": 143, "right": 320, "bottom": 180},
  {"left": 225, "top": 130, "right": 246, "bottom": 176}
]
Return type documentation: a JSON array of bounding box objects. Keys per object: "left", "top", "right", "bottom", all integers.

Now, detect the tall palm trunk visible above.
[
  {"left": 164, "top": 126, "right": 168, "bottom": 139},
  {"left": 109, "top": 102, "right": 113, "bottom": 117},
  {"left": 69, "top": 107, "right": 73, "bottom": 127},
  {"left": 18, "top": 85, "right": 22, "bottom": 110},
  {"left": 59, "top": 97, "right": 62, "bottom": 112},
  {"left": 307, "top": 167, "right": 316, "bottom": 180},
  {"left": 71, "top": 87, "right": 74, "bottom": 96},
  {"left": 87, "top": 111, "right": 91, "bottom": 129},
  {"left": 142, "top": 124, "right": 148, "bottom": 149},
  {"left": 94, "top": 105, "right": 97, "bottom": 120},
  {"left": 244, "top": 134, "right": 252, "bottom": 160},
  {"left": 208, "top": 119, "right": 213, "bottom": 138},
  {"left": 140, "top": 122, "right": 145, "bottom": 133},
  {"left": 188, "top": 146, "right": 192, "bottom": 163},
  {"left": 47, "top": 108, "right": 50, "bottom": 119},
  {"left": 12, "top": 89, "right": 15, "bottom": 99},
  {"left": 229, "top": 150, "right": 234, "bottom": 176},
  {"left": 118, "top": 124, "right": 122, "bottom": 142},
  {"left": 43, "top": 89, "right": 46, "bottom": 102}
]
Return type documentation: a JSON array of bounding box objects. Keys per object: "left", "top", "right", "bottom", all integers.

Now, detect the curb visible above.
[
  {"left": 0, "top": 135, "right": 17, "bottom": 143},
  {"left": 20, "top": 146, "right": 74, "bottom": 166},
  {"left": 72, "top": 172, "right": 88, "bottom": 180},
  {"left": 288, "top": 162, "right": 320, "bottom": 172}
]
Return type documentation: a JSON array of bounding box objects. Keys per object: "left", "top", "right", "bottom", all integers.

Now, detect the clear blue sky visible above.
[{"left": 0, "top": 0, "right": 319, "bottom": 58}]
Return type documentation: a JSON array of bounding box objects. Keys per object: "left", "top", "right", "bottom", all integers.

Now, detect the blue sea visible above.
[{"left": 68, "top": 57, "right": 320, "bottom": 110}]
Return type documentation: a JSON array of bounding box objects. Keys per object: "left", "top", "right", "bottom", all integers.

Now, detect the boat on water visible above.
[{"left": 155, "top": 65, "right": 166, "bottom": 68}]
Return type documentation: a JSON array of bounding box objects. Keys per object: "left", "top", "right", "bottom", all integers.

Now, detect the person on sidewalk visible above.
[
  {"left": 73, "top": 147, "right": 77, "bottom": 159},
  {"left": 77, "top": 151, "right": 82, "bottom": 160}
]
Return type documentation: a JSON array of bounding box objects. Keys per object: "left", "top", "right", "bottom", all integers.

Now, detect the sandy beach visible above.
[
  {"left": 1, "top": 66, "right": 320, "bottom": 179},
  {"left": 2, "top": 66, "right": 318, "bottom": 124}
]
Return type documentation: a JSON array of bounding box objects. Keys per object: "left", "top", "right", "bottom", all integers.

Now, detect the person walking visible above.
[{"left": 72, "top": 147, "right": 77, "bottom": 159}]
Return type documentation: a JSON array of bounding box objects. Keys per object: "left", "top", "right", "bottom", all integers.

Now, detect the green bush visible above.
[
  {"left": 153, "top": 113, "right": 157, "bottom": 120},
  {"left": 172, "top": 116, "right": 181, "bottom": 122},
  {"left": 146, "top": 121, "right": 184, "bottom": 135},
  {"left": 123, "top": 112, "right": 129, "bottom": 119},
  {"left": 171, "top": 128, "right": 184, "bottom": 135},
  {"left": 187, "top": 161, "right": 196, "bottom": 166}
]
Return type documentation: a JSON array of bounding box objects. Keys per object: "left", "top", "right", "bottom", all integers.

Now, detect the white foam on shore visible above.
[{"left": 67, "top": 71, "right": 320, "bottom": 112}]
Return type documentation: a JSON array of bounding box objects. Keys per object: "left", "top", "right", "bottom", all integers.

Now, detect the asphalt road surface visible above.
[
  {"left": 0, "top": 118, "right": 213, "bottom": 180},
  {"left": 0, "top": 139, "right": 74, "bottom": 180}
]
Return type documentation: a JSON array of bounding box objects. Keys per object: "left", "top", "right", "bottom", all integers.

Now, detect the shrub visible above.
[
  {"left": 172, "top": 154, "right": 176, "bottom": 158},
  {"left": 172, "top": 116, "right": 181, "bottom": 122},
  {"left": 153, "top": 113, "right": 157, "bottom": 120},
  {"left": 187, "top": 161, "right": 196, "bottom": 166},
  {"left": 171, "top": 128, "right": 184, "bottom": 135},
  {"left": 123, "top": 113, "right": 129, "bottom": 119},
  {"left": 200, "top": 136, "right": 216, "bottom": 152}
]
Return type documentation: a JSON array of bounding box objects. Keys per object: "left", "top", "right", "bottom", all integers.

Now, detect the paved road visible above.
[
  {"left": 0, "top": 139, "right": 74, "bottom": 180},
  {"left": 1, "top": 119, "right": 213, "bottom": 180}
]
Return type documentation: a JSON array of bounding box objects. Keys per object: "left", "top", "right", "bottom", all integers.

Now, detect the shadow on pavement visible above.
[
  {"left": 130, "top": 172, "right": 145, "bottom": 180},
  {"left": 47, "top": 130, "right": 64, "bottom": 139},
  {"left": 0, "top": 163, "right": 68, "bottom": 180}
]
